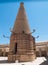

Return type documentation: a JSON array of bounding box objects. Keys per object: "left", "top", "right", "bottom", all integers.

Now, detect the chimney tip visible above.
[{"left": 20, "top": 2, "right": 24, "bottom": 6}]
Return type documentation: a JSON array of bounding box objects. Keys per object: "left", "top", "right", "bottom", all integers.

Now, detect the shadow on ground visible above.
[
  {"left": 0, "top": 60, "right": 8, "bottom": 63},
  {"left": 40, "top": 57, "right": 48, "bottom": 65},
  {"left": 0, "top": 60, "right": 15, "bottom": 63}
]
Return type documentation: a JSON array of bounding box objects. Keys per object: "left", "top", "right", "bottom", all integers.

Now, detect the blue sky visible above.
[{"left": 0, "top": 1, "right": 48, "bottom": 44}]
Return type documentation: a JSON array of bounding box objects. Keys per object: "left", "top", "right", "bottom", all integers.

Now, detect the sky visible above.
[{"left": 0, "top": 1, "right": 48, "bottom": 44}]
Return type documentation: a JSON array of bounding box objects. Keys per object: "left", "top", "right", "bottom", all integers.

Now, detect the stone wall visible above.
[{"left": 8, "top": 33, "right": 36, "bottom": 62}]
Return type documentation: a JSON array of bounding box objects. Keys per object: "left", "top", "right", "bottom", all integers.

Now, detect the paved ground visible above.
[
  {"left": 0, "top": 57, "right": 47, "bottom": 65},
  {"left": 40, "top": 57, "right": 48, "bottom": 65}
]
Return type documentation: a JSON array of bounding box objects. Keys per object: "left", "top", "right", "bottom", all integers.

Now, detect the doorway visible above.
[
  {"left": 41, "top": 51, "right": 47, "bottom": 57},
  {"left": 14, "top": 43, "right": 17, "bottom": 54}
]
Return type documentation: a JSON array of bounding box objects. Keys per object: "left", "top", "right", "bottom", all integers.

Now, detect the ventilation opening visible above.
[
  {"left": 14, "top": 43, "right": 17, "bottom": 54},
  {"left": 22, "top": 31, "right": 24, "bottom": 33}
]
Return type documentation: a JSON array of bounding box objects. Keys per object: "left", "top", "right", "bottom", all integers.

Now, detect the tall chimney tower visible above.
[{"left": 8, "top": 2, "right": 36, "bottom": 62}]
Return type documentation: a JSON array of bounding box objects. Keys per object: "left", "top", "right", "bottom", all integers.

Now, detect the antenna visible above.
[
  {"left": 29, "top": 29, "right": 36, "bottom": 34},
  {"left": 32, "top": 29, "right": 36, "bottom": 33},
  {"left": 35, "top": 36, "right": 39, "bottom": 39}
]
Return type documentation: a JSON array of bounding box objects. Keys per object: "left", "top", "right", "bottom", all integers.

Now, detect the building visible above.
[
  {"left": 0, "top": 2, "right": 47, "bottom": 62},
  {"left": 0, "top": 44, "right": 9, "bottom": 56},
  {"left": 0, "top": 42, "right": 48, "bottom": 57},
  {"left": 8, "top": 2, "right": 36, "bottom": 62},
  {"left": 36, "top": 42, "right": 48, "bottom": 57}
]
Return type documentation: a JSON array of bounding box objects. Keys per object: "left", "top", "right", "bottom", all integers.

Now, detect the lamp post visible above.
[{"left": 3, "top": 35, "right": 10, "bottom": 39}]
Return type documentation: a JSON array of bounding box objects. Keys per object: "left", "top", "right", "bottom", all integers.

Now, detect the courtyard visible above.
[{"left": 0, "top": 57, "right": 48, "bottom": 65}]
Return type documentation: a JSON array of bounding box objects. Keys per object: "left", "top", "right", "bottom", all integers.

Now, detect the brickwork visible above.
[
  {"left": 8, "top": 33, "right": 36, "bottom": 62},
  {"left": 8, "top": 2, "right": 36, "bottom": 62}
]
